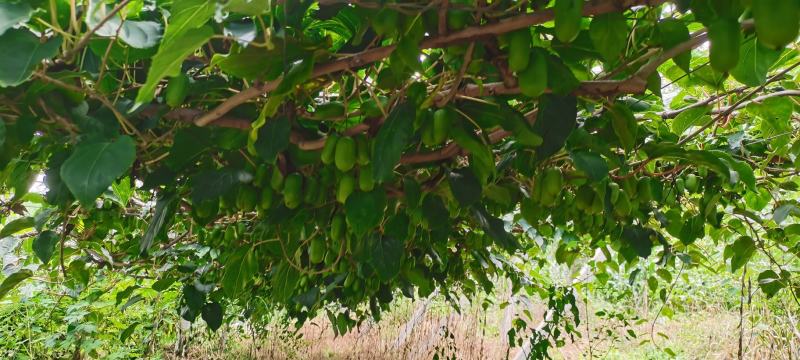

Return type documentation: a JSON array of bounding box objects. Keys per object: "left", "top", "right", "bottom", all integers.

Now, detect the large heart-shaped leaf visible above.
[
  {"left": 726, "top": 236, "right": 755, "bottom": 272},
  {"left": 254, "top": 117, "right": 291, "bottom": 163},
  {"left": 60, "top": 136, "right": 136, "bottom": 207},
  {"left": 222, "top": 247, "right": 257, "bottom": 298},
  {"left": 272, "top": 261, "right": 300, "bottom": 302},
  {"left": 140, "top": 192, "right": 178, "bottom": 256},
  {"left": 0, "top": 269, "right": 32, "bottom": 300},
  {"left": 731, "top": 37, "right": 783, "bottom": 87},
  {"left": 0, "top": 217, "right": 34, "bottom": 239},
  {"left": 201, "top": 302, "right": 224, "bottom": 331},
  {"left": 0, "top": 2, "right": 32, "bottom": 36},
  {"left": 346, "top": 189, "right": 387, "bottom": 237},
  {"left": 0, "top": 29, "right": 61, "bottom": 87},
  {"left": 86, "top": 0, "right": 161, "bottom": 49},
  {"left": 533, "top": 95, "right": 578, "bottom": 160},
  {"left": 570, "top": 150, "right": 609, "bottom": 182},
  {"left": 33, "top": 230, "right": 59, "bottom": 264},
  {"left": 448, "top": 168, "right": 482, "bottom": 206},
  {"left": 372, "top": 102, "right": 415, "bottom": 182},
  {"left": 134, "top": 0, "right": 216, "bottom": 104},
  {"left": 368, "top": 235, "right": 404, "bottom": 281},
  {"left": 590, "top": 12, "right": 628, "bottom": 62}
]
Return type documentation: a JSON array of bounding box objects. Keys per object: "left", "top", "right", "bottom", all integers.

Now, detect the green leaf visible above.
[
  {"left": 309, "top": 7, "right": 367, "bottom": 51},
  {"left": 570, "top": 150, "right": 608, "bottom": 181},
  {"left": 166, "top": 127, "right": 211, "bottom": 170},
  {"left": 152, "top": 277, "right": 176, "bottom": 292},
  {"left": 749, "top": 96, "right": 794, "bottom": 140},
  {"left": 682, "top": 150, "right": 731, "bottom": 181},
  {"left": 0, "top": 29, "right": 62, "bottom": 87},
  {"left": 140, "top": 192, "right": 178, "bottom": 256},
  {"left": 608, "top": 103, "right": 638, "bottom": 152},
  {"left": 0, "top": 269, "right": 32, "bottom": 300},
  {"left": 679, "top": 214, "right": 704, "bottom": 245},
  {"left": 404, "top": 178, "right": 422, "bottom": 208},
  {"left": 533, "top": 94, "right": 578, "bottom": 160},
  {"left": 657, "top": 19, "right": 691, "bottom": 73},
  {"left": 120, "top": 294, "right": 144, "bottom": 312},
  {"left": 273, "top": 58, "right": 315, "bottom": 96},
  {"left": 731, "top": 37, "right": 783, "bottom": 87},
  {"left": 86, "top": 0, "right": 161, "bottom": 49},
  {"left": 60, "top": 136, "right": 136, "bottom": 207},
  {"left": 223, "top": 247, "right": 257, "bottom": 298},
  {"left": 671, "top": 105, "right": 710, "bottom": 136},
  {"left": 119, "top": 322, "right": 140, "bottom": 342},
  {"left": 422, "top": 195, "right": 449, "bottom": 230},
  {"left": 135, "top": 25, "right": 213, "bottom": 105},
  {"left": 33, "top": 230, "right": 59, "bottom": 264},
  {"left": 0, "top": 119, "right": 5, "bottom": 147},
  {"left": 622, "top": 226, "right": 655, "bottom": 259},
  {"left": 190, "top": 168, "right": 251, "bottom": 203},
  {"left": 773, "top": 204, "right": 800, "bottom": 224},
  {"left": 710, "top": 150, "right": 756, "bottom": 191},
  {"left": 757, "top": 270, "right": 784, "bottom": 298},
  {"left": 247, "top": 97, "right": 284, "bottom": 153},
  {"left": 183, "top": 283, "right": 206, "bottom": 311},
  {"left": 546, "top": 55, "right": 580, "bottom": 95},
  {"left": 368, "top": 235, "right": 403, "bottom": 281},
  {"left": 254, "top": 117, "right": 291, "bottom": 164},
  {"left": 272, "top": 261, "right": 299, "bottom": 302},
  {"left": 163, "top": 0, "right": 216, "bottom": 44},
  {"left": 201, "top": 302, "right": 224, "bottom": 331},
  {"left": 450, "top": 124, "right": 495, "bottom": 185},
  {"left": 111, "top": 177, "right": 133, "bottom": 207},
  {"left": 395, "top": 34, "right": 423, "bottom": 72},
  {"left": 459, "top": 101, "right": 542, "bottom": 147},
  {"left": 643, "top": 144, "right": 722, "bottom": 172},
  {"left": 372, "top": 102, "right": 415, "bottom": 183},
  {"left": 590, "top": 12, "right": 628, "bottom": 62},
  {"left": 44, "top": 165, "right": 85, "bottom": 203},
  {"left": 458, "top": 100, "right": 512, "bottom": 130},
  {"left": 224, "top": 0, "right": 270, "bottom": 15},
  {"left": 211, "top": 44, "right": 284, "bottom": 80},
  {"left": 727, "top": 236, "right": 755, "bottom": 272},
  {"left": 472, "top": 206, "right": 518, "bottom": 252},
  {"left": 345, "top": 189, "right": 387, "bottom": 237},
  {"left": 448, "top": 168, "right": 482, "bottom": 206},
  {"left": 0, "top": 217, "right": 34, "bottom": 239},
  {"left": 68, "top": 260, "right": 90, "bottom": 286},
  {"left": 384, "top": 213, "right": 410, "bottom": 242},
  {"left": 0, "top": 2, "right": 32, "bottom": 36},
  {"left": 647, "top": 72, "right": 662, "bottom": 97}
]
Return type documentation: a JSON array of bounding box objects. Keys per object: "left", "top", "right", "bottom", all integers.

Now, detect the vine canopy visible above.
[{"left": 1, "top": 0, "right": 800, "bottom": 336}]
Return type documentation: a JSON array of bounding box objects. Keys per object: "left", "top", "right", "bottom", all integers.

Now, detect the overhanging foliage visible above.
[{"left": 1, "top": 0, "right": 800, "bottom": 355}]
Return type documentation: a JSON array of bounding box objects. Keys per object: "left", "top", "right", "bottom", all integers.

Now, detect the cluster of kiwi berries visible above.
[
  {"left": 699, "top": 0, "right": 800, "bottom": 72},
  {"left": 191, "top": 132, "right": 379, "bottom": 297},
  {"left": 503, "top": 0, "right": 583, "bottom": 97},
  {"left": 520, "top": 168, "right": 664, "bottom": 233},
  {"left": 420, "top": 107, "right": 455, "bottom": 148},
  {"left": 189, "top": 126, "right": 374, "bottom": 228}
]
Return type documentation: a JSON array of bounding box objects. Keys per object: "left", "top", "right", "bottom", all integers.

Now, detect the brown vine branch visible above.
[
  {"left": 162, "top": 18, "right": 710, "bottom": 166},
  {"left": 34, "top": 72, "right": 142, "bottom": 137},
  {"left": 659, "top": 86, "right": 748, "bottom": 119},
  {"left": 193, "top": 0, "right": 668, "bottom": 127},
  {"left": 165, "top": 2, "right": 743, "bottom": 167},
  {"left": 679, "top": 59, "right": 800, "bottom": 145}
]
